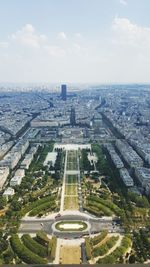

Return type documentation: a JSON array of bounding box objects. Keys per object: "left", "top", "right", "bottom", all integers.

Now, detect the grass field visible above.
[
  {"left": 55, "top": 221, "right": 88, "bottom": 231},
  {"left": 60, "top": 245, "right": 81, "bottom": 264},
  {"left": 66, "top": 174, "right": 78, "bottom": 184},
  {"left": 65, "top": 184, "right": 78, "bottom": 195},
  {"left": 64, "top": 196, "right": 79, "bottom": 210},
  {"left": 64, "top": 150, "right": 79, "bottom": 210},
  {"left": 67, "top": 161, "right": 78, "bottom": 170},
  {"left": 66, "top": 150, "right": 78, "bottom": 170}
]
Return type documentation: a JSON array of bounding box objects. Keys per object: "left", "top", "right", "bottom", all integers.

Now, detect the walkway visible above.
[{"left": 60, "top": 150, "right": 68, "bottom": 212}]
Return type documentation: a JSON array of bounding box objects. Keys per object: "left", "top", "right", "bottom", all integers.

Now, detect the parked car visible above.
[{"left": 55, "top": 213, "right": 61, "bottom": 219}]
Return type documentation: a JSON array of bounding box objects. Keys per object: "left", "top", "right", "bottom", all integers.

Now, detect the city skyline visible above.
[
  {"left": 0, "top": 86, "right": 150, "bottom": 264},
  {"left": 0, "top": 0, "right": 150, "bottom": 83}
]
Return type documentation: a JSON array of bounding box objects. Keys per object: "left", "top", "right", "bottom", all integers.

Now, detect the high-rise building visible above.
[
  {"left": 70, "top": 107, "right": 76, "bottom": 126},
  {"left": 61, "top": 84, "right": 67, "bottom": 101}
]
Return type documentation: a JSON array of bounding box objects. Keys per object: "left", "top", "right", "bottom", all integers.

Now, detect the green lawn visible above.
[
  {"left": 55, "top": 221, "right": 88, "bottom": 231},
  {"left": 64, "top": 196, "right": 79, "bottom": 210},
  {"left": 66, "top": 151, "right": 78, "bottom": 170},
  {"left": 66, "top": 175, "right": 78, "bottom": 184},
  {"left": 65, "top": 185, "right": 78, "bottom": 195}
]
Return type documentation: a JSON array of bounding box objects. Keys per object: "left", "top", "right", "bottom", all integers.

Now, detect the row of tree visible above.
[
  {"left": 97, "top": 235, "right": 132, "bottom": 264},
  {"left": 21, "top": 234, "right": 48, "bottom": 257},
  {"left": 93, "top": 235, "right": 119, "bottom": 257},
  {"left": 132, "top": 229, "right": 150, "bottom": 262},
  {"left": 10, "top": 234, "right": 48, "bottom": 264}
]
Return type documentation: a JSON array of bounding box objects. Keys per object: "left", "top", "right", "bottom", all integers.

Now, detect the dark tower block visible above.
[
  {"left": 70, "top": 107, "right": 76, "bottom": 126},
  {"left": 61, "top": 84, "right": 67, "bottom": 101}
]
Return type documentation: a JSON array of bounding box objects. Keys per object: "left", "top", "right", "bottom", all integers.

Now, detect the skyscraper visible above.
[
  {"left": 61, "top": 84, "right": 67, "bottom": 101},
  {"left": 70, "top": 107, "right": 76, "bottom": 126}
]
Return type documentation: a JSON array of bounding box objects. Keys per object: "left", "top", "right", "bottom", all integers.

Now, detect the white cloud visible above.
[
  {"left": 74, "top": 33, "right": 82, "bottom": 38},
  {"left": 11, "top": 24, "right": 47, "bottom": 48},
  {"left": 4, "top": 21, "right": 150, "bottom": 83},
  {"left": 44, "top": 45, "right": 66, "bottom": 57},
  {"left": 112, "top": 17, "right": 150, "bottom": 47},
  {"left": 73, "top": 43, "right": 81, "bottom": 51},
  {"left": 110, "top": 17, "right": 150, "bottom": 82},
  {"left": 119, "top": 0, "right": 127, "bottom": 6},
  {"left": 0, "top": 24, "right": 103, "bottom": 82},
  {"left": 57, "top": 32, "right": 67, "bottom": 40},
  {"left": 3, "top": 24, "right": 85, "bottom": 60},
  {"left": 0, "top": 41, "right": 9, "bottom": 48}
]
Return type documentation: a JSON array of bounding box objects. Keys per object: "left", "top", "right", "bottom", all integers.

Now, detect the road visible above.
[{"left": 19, "top": 214, "right": 122, "bottom": 237}]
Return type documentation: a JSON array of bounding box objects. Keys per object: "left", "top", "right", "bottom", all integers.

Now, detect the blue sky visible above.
[{"left": 0, "top": 0, "right": 150, "bottom": 83}]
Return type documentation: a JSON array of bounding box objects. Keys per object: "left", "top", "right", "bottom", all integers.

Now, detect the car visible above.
[{"left": 55, "top": 213, "right": 61, "bottom": 219}]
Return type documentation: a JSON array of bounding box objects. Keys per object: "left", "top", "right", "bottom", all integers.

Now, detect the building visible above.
[
  {"left": 3, "top": 187, "right": 15, "bottom": 199},
  {"left": 93, "top": 113, "right": 102, "bottom": 127},
  {"left": 0, "top": 151, "right": 21, "bottom": 169},
  {"left": 20, "top": 153, "right": 33, "bottom": 169},
  {"left": 70, "top": 107, "right": 76, "bottom": 126},
  {"left": 145, "top": 183, "right": 150, "bottom": 197},
  {"left": 13, "top": 140, "right": 29, "bottom": 156},
  {"left": 10, "top": 169, "right": 25, "bottom": 186},
  {"left": 44, "top": 152, "right": 57, "bottom": 167},
  {"left": 30, "top": 145, "right": 39, "bottom": 155},
  {"left": 0, "top": 167, "right": 9, "bottom": 190},
  {"left": 135, "top": 167, "right": 150, "bottom": 188},
  {"left": 61, "top": 84, "right": 67, "bottom": 101},
  {"left": 31, "top": 120, "right": 59, "bottom": 127},
  {"left": 116, "top": 140, "right": 143, "bottom": 168},
  {"left": 10, "top": 176, "right": 22, "bottom": 186},
  {"left": 119, "top": 168, "right": 134, "bottom": 187},
  {"left": 105, "top": 143, "right": 124, "bottom": 169}
]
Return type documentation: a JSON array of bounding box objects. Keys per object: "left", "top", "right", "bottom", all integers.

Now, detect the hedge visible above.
[
  {"left": 21, "top": 195, "right": 56, "bottom": 216},
  {"left": 97, "top": 235, "right": 132, "bottom": 264},
  {"left": 85, "top": 237, "right": 92, "bottom": 260},
  {"left": 93, "top": 236, "right": 119, "bottom": 257},
  {"left": 36, "top": 231, "right": 50, "bottom": 246},
  {"left": 88, "top": 195, "right": 121, "bottom": 216},
  {"left": 10, "top": 234, "right": 47, "bottom": 264},
  {"left": 48, "top": 239, "right": 52, "bottom": 259},
  {"left": 98, "top": 254, "right": 116, "bottom": 264},
  {"left": 93, "top": 244, "right": 108, "bottom": 257},
  {"left": 50, "top": 236, "right": 57, "bottom": 261},
  {"left": 91, "top": 230, "right": 108, "bottom": 246},
  {"left": 87, "top": 199, "right": 113, "bottom": 216},
  {"left": 21, "top": 234, "right": 47, "bottom": 257},
  {"left": 83, "top": 205, "right": 104, "bottom": 217},
  {"left": 29, "top": 201, "right": 56, "bottom": 216}
]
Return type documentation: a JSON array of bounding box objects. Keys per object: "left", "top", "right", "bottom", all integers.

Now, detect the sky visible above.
[{"left": 0, "top": 0, "right": 150, "bottom": 84}]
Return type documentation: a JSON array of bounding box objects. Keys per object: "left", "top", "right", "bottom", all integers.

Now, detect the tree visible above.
[
  {"left": 129, "top": 254, "right": 136, "bottom": 264},
  {"left": 0, "top": 229, "right": 3, "bottom": 239},
  {"left": 11, "top": 199, "right": 22, "bottom": 211},
  {"left": 3, "top": 248, "right": 14, "bottom": 264},
  {"left": 0, "top": 196, "right": 7, "bottom": 209},
  {"left": 0, "top": 239, "right": 8, "bottom": 253}
]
